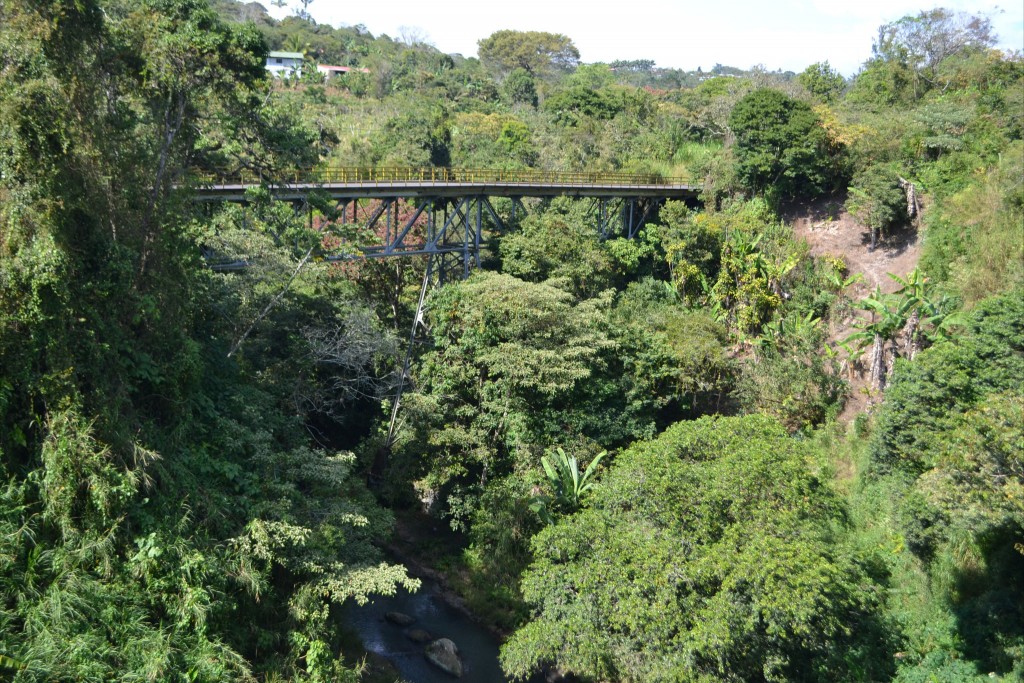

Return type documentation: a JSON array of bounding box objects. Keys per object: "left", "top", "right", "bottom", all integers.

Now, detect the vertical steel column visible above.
[
  {"left": 386, "top": 199, "right": 393, "bottom": 246},
  {"left": 474, "top": 197, "right": 482, "bottom": 268}
]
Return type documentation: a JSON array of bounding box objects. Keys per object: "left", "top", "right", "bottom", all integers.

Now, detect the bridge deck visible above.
[
  {"left": 196, "top": 180, "right": 699, "bottom": 201},
  {"left": 191, "top": 167, "right": 700, "bottom": 202}
]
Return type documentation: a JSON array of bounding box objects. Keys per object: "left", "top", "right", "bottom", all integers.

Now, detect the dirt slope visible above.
[{"left": 783, "top": 196, "right": 922, "bottom": 420}]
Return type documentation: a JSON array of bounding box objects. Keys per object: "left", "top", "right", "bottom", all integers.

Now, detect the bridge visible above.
[
  {"left": 194, "top": 166, "right": 701, "bottom": 446},
  {"left": 195, "top": 166, "right": 699, "bottom": 275}
]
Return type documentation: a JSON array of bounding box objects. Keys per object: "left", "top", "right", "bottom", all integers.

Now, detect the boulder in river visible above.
[
  {"left": 384, "top": 611, "right": 416, "bottom": 627},
  {"left": 406, "top": 628, "right": 433, "bottom": 643},
  {"left": 425, "top": 638, "right": 463, "bottom": 678}
]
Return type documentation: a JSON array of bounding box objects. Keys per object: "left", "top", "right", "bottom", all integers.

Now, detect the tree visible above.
[
  {"left": 728, "top": 88, "right": 839, "bottom": 199},
  {"left": 798, "top": 61, "right": 845, "bottom": 102},
  {"left": 502, "top": 67, "right": 538, "bottom": 106},
  {"left": 397, "top": 271, "right": 614, "bottom": 496},
  {"left": 541, "top": 86, "right": 623, "bottom": 126},
  {"left": 873, "top": 8, "right": 996, "bottom": 98},
  {"left": 477, "top": 30, "right": 579, "bottom": 76},
  {"left": 920, "top": 392, "right": 1023, "bottom": 551},
  {"left": 499, "top": 197, "right": 614, "bottom": 298},
  {"left": 869, "top": 289, "right": 1024, "bottom": 475},
  {"left": 295, "top": 0, "right": 314, "bottom": 22},
  {"left": 501, "top": 415, "right": 893, "bottom": 682},
  {"left": 845, "top": 163, "right": 910, "bottom": 250},
  {"left": 0, "top": 1, "right": 414, "bottom": 678}
]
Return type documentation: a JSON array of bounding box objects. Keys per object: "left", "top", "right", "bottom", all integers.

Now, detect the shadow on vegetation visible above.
[{"left": 952, "top": 529, "right": 1024, "bottom": 677}]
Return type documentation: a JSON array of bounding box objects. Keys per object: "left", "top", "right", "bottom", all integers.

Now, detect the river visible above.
[{"left": 345, "top": 579, "right": 513, "bottom": 682}]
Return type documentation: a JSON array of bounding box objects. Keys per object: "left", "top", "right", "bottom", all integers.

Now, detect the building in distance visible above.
[
  {"left": 265, "top": 51, "right": 303, "bottom": 77},
  {"left": 316, "top": 64, "right": 371, "bottom": 79}
]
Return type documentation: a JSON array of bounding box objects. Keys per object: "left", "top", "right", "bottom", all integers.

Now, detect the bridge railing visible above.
[{"left": 196, "top": 166, "right": 693, "bottom": 187}]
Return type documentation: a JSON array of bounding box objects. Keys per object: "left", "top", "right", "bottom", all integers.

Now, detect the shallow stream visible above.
[{"left": 344, "top": 580, "right": 512, "bottom": 682}]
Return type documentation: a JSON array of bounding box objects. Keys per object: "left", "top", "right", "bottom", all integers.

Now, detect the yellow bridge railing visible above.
[{"left": 197, "top": 166, "right": 694, "bottom": 187}]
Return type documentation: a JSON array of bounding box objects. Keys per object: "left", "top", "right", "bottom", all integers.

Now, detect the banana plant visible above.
[
  {"left": 888, "top": 269, "right": 957, "bottom": 357},
  {"left": 824, "top": 269, "right": 863, "bottom": 296},
  {"left": 530, "top": 447, "right": 607, "bottom": 524},
  {"left": 757, "top": 309, "right": 820, "bottom": 351},
  {"left": 845, "top": 286, "right": 911, "bottom": 390},
  {"left": 0, "top": 653, "right": 26, "bottom": 673}
]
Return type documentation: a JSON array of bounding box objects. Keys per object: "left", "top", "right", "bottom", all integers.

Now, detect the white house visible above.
[{"left": 265, "top": 51, "right": 303, "bottom": 77}]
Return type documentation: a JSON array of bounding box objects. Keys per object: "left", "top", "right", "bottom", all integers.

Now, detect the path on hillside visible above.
[{"left": 784, "top": 196, "right": 923, "bottom": 420}]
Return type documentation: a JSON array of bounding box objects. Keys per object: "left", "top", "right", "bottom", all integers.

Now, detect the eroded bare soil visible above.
[{"left": 782, "top": 195, "right": 923, "bottom": 420}]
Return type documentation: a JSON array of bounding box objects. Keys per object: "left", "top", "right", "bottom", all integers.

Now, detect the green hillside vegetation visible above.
[{"left": 1, "top": 1, "right": 1021, "bottom": 681}]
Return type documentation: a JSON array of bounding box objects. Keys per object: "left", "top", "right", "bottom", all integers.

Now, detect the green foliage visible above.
[
  {"left": 529, "top": 447, "right": 606, "bottom": 523},
  {"left": 798, "top": 61, "right": 846, "bottom": 102},
  {"left": 610, "top": 281, "right": 735, "bottom": 419},
  {"left": 370, "top": 100, "right": 450, "bottom": 166},
  {"left": 448, "top": 112, "right": 535, "bottom": 168},
  {"left": 737, "top": 344, "right": 847, "bottom": 432},
  {"left": 848, "top": 59, "right": 913, "bottom": 109},
  {"left": 919, "top": 392, "right": 1023, "bottom": 552},
  {"left": 499, "top": 198, "right": 614, "bottom": 297},
  {"left": 0, "top": 2, "right": 416, "bottom": 679},
  {"left": 541, "top": 86, "right": 624, "bottom": 126},
  {"left": 729, "top": 88, "right": 842, "bottom": 199},
  {"left": 919, "top": 141, "right": 1024, "bottom": 304},
  {"left": 845, "top": 163, "right": 909, "bottom": 242},
  {"left": 846, "top": 291, "right": 1024, "bottom": 681},
  {"left": 397, "top": 272, "right": 614, "bottom": 495},
  {"left": 502, "top": 67, "right": 538, "bottom": 107},
  {"left": 477, "top": 30, "right": 579, "bottom": 76},
  {"left": 872, "top": 8, "right": 996, "bottom": 99},
  {"left": 3, "top": 2, "right": 1023, "bottom": 680},
  {"left": 870, "top": 290, "right": 1024, "bottom": 475},
  {"left": 660, "top": 199, "right": 724, "bottom": 300},
  {"left": 502, "top": 415, "right": 892, "bottom": 682}
]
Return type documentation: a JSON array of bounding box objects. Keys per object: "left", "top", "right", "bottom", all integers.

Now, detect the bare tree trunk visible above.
[
  {"left": 870, "top": 333, "right": 886, "bottom": 391},
  {"left": 139, "top": 92, "right": 187, "bottom": 279},
  {"left": 898, "top": 177, "right": 919, "bottom": 222},
  {"left": 904, "top": 309, "right": 921, "bottom": 360}
]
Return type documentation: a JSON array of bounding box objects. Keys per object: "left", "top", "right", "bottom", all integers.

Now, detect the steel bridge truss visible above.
[
  {"left": 324, "top": 195, "right": 505, "bottom": 284},
  {"left": 321, "top": 194, "right": 663, "bottom": 268}
]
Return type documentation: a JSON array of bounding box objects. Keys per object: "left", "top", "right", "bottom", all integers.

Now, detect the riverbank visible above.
[{"left": 387, "top": 507, "right": 528, "bottom": 638}]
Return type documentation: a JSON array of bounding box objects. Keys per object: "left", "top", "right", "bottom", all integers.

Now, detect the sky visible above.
[{"left": 266, "top": 0, "right": 1024, "bottom": 76}]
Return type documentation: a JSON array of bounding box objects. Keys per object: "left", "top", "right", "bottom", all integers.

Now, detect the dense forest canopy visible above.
[{"left": 1, "top": 1, "right": 1022, "bottom": 681}]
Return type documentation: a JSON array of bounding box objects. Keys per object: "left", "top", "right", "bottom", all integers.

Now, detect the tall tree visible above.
[
  {"left": 728, "top": 88, "right": 839, "bottom": 199},
  {"left": 872, "top": 8, "right": 996, "bottom": 98},
  {"left": 477, "top": 30, "right": 579, "bottom": 76},
  {"left": 798, "top": 61, "right": 846, "bottom": 102}
]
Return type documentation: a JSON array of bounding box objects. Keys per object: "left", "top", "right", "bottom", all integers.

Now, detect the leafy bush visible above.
[{"left": 502, "top": 415, "right": 893, "bottom": 682}]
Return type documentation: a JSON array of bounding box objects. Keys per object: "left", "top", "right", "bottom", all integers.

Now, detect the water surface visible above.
[{"left": 345, "top": 581, "right": 510, "bottom": 682}]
